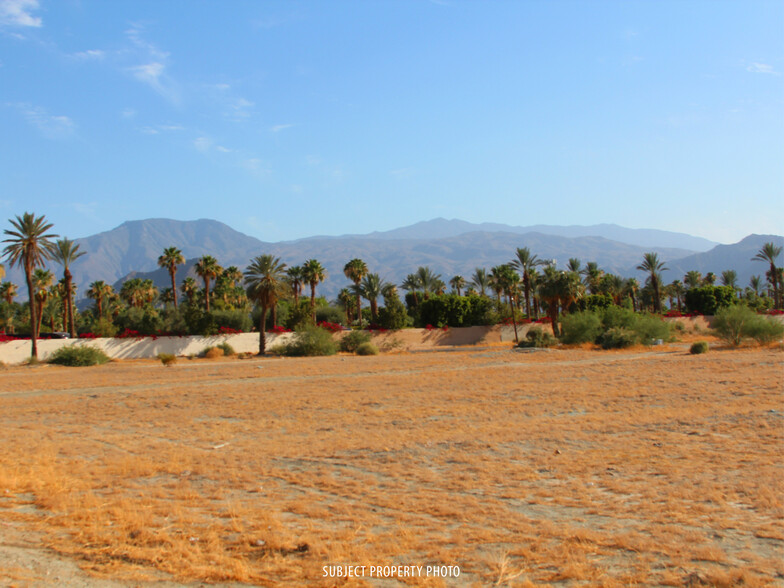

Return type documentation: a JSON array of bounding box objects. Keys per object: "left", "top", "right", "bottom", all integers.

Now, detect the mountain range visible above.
[{"left": 2, "top": 218, "right": 781, "bottom": 302}]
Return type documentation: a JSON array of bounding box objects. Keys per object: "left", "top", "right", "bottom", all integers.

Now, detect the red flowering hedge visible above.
[
  {"left": 318, "top": 321, "right": 344, "bottom": 333},
  {"left": 218, "top": 326, "right": 243, "bottom": 334},
  {"left": 267, "top": 325, "right": 292, "bottom": 334}
]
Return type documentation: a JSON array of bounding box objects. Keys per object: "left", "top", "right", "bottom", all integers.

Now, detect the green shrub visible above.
[
  {"left": 216, "top": 342, "right": 235, "bottom": 356},
  {"left": 601, "top": 306, "right": 638, "bottom": 330},
  {"left": 417, "top": 294, "right": 494, "bottom": 328},
  {"left": 684, "top": 285, "right": 737, "bottom": 315},
  {"left": 712, "top": 305, "right": 756, "bottom": 346},
  {"left": 517, "top": 327, "right": 558, "bottom": 348},
  {"left": 690, "top": 341, "right": 709, "bottom": 354},
  {"left": 90, "top": 317, "right": 117, "bottom": 338},
  {"left": 276, "top": 325, "right": 337, "bottom": 357},
  {"left": 577, "top": 294, "right": 614, "bottom": 312},
  {"left": 48, "top": 346, "right": 110, "bottom": 366},
  {"left": 211, "top": 309, "right": 252, "bottom": 333},
  {"left": 203, "top": 346, "right": 224, "bottom": 358},
  {"left": 315, "top": 304, "right": 345, "bottom": 325},
  {"left": 377, "top": 294, "right": 412, "bottom": 330},
  {"left": 356, "top": 342, "right": 379, "bottom": 355},
  {"left": 742, "top": 315, "right": 784, "bottom": 345},
  {"left": 559, "top": 311, "right": 603, "bottom": 344},
  {"left": 340, "top": 330, "right": 371, "bottom": 353},
  {"left": 157, "top": 352, "right": 177, "bottom": 366},
  {"left": 633, "top": 313, "right": 671, "bottom": 344},
  {"left": 600, "top": 327, "right": 637, "bottom": 349}
]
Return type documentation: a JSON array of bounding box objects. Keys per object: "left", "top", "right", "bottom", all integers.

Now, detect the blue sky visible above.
[{"left": 1, "top": 0, "right": 782, "bottom": 244}]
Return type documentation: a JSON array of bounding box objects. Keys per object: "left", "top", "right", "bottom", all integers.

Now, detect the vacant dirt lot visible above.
[{"left": 0, "top": 342, "right": 782, "bottom": 586}]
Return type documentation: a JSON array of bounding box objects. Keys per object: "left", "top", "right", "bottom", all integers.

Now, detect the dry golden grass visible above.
[{"left": 0, "top": 342, "right": 781, "bottom": 586}]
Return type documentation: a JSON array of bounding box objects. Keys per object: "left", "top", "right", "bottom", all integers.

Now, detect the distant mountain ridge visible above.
[
  {"left": 325, "top": 218, "right": 719, "bottom": 252},
  {"left": 2, "top": 217, "right": 778, "bottom": 302}
]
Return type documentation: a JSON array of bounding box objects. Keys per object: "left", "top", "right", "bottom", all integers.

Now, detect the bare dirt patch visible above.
[{"left": 0, "top": 344, "right": 781, "bottom": 586}]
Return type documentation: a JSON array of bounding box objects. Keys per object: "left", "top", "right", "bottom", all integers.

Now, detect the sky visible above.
[{"left": 1, "top": 0, "right": 782, "bottom": 245}]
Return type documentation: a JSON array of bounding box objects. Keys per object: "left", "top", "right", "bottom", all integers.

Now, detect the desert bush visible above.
[
  {"left": 315, "top": 304, "right": 345, "bottom": 325},
  {"left": 211, "top": 309, "right": 252, "bottom": 333},
  {"left": 559, "top": 311, "right": 603, "bottom": 344},
  {"left": 275, "top": 325, "right": 337, "bottom": 357},
  {"left": 517, "top": 327, "right": 558, "bottom": 348},
  {"left": 712, "top": 305, "right": 754, "bottom": 346},
  {"left": 633, "top": 313, "right": 671, "bottom": 343},
  {"left": 417, "top": 294, "right": 494, "bottom": 328},
  {"left": 216, "top": 342, "right": 235, "bottom": 356},
  {"left": 340, "top": 330, "right": 371, "bottom": 353},
  {"left": 89, "top": 317, "right": 117, "bottom": 338},
  {"left": 744, "top": 316, "right": 784, "bottom": 344},
  {"left": 356, "top": 342, "right": 379, "bottom": 355},
  {"left": 690, "top": 341, "right": 709, "bottom": 354},
  {"left": 157, "top": 353, "right": 177, "bottom": 366},
  {"left": 377, "top": 294, "right": 412, "bottom": 330},
  {"left": 600, "top": 327, "right": 637, "bottom": 349},
  {"left": 577, "top": 294, "right": 614, "bottom": 312},
  {"left": 203, "top": 346, "right": 224, "bottom": 359},
  {"left": 48, "top": 346, "right": 110, "bottom": 366}
]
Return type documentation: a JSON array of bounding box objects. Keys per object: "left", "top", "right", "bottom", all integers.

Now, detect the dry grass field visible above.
[{"left": 0, "top": 340, "right": 782, "bottom": 586}]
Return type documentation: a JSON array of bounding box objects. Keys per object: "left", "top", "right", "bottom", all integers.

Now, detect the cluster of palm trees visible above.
[{"left": 2, "top": 211, "right": 782, "bottom": 359}]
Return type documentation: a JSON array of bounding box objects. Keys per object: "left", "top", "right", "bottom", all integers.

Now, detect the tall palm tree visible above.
[
  {"left": 749, "top": 275, "right": 763, "bottom": 297},
  {"left": 511, "top": 248, "right": 542, "bottom": 319},
  {"left": 344, "top": 258, "right": 368, "bottom": 326},
  {"left": 245, "top": 255, "right": 287, "bottom": 354},
  {"left": 158, "top": 247, "right": 185, "bottom": 309},
  {"left": 360, "top": 273, "right": 386, "bottom": 321},
  {"left": 302, "top": 258, "right": 327, "bottom": 321},
  {"left": 567, "top": 258, "right": 582, "bottom": 273},
  {"left": 52, "top": 238, "right": 86, "bottom": 337},
  {"left": 703, "top": 272, "right": 716, "bottom": 286},
  {"left": 195, "top": 255, "right": 222, "bottom": 312},
  {"left": 752, "top": 242, "right": 782, "bottom": 309},
  {"left": 494, "top": 264, "right": 521, "bottom": 342},
  {"left": 449, "top": 275, "right": 466, "bottom": 296},
  {"left": 669, "top": 280, "right": 685, "bottom": 312},
  {"left": 471, "top": 267, "right": 490, "bottom": 298},
  {"left": 637, "top": 252, "right": 667, "bottom": 313},
  {"left": 2, "top": 213, "right": 58, "bottom": 359}
]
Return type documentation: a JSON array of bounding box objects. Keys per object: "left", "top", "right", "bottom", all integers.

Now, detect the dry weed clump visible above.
[{"left": 0, "top": 346, "right": 781, "bottom": 586}]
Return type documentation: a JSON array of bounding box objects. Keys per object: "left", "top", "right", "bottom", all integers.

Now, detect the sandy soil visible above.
[{"left": 0, "top": 339, "right": 781, "bottom": 587}]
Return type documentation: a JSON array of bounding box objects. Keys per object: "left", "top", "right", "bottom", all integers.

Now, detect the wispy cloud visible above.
[
  {"left": 241, "top": 158, "right": 272, "bottom": 177},
  {"left": 11, "top": 102, "right": 75, "bottom": 139},
  {"left": 193, "top": 136, "right": 211, "bottom": 152},
  {"left": 71, "top": 49, "right": 105, "bottom": 60},
  {"left": 124, "top": 25, "right": 179, "bottom": 103},
  {"left": 0, "top": 0, "right": 42, "bottom": 28},
  {"left": 270, "top": 123, "right": 294, "bottom": 133},
  {"left": 121, "top": 108, "right": 136, "bottom": 119},
  {"left": 746, "top": 62, "right": 779, "bottom": 75},
  {"left": 138, "top": 123, "right": 184, "bottom": 134}
]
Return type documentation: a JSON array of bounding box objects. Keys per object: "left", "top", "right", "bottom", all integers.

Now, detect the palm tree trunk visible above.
[
  {"left": 170, "top": 269, "right": 178, "bottom": 309},
  {"left": 310, "top": 283, "right": 317, "bottom": 322},
  {"left": 258, "top": 306, "right": 268, "bottom": 355},
  {"left": 205, "top": 279, "right": 211, "bottom": 312},
  {"left": 508, "top": 295, "right": 519, "bottom": 343},
  {"left": 355, "top": 287, "right": 362, "bottom": 327},
  {"left": 26, "top": 265, "right": 38, "bottom": 359},
  {"left": 371, "top": 299, "right": 378, "bottom": 320}
]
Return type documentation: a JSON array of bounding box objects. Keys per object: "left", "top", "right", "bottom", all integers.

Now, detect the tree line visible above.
[{"left": 2, "top": 212, "right": 782, "bottom": 358}]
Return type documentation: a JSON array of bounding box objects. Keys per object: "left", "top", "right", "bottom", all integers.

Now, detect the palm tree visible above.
[
  {"left": 401, "top": 273, "right": 421, "bottom": 306},
  {"left": 567, "top": 258, "right": 581, "bottom": 274},
  {"left": 511, "top": 248, "right": 542, "bottom": 319},
  {"left": 494, "top": 264, "right": 520, "bottom": 342},
  {"left": 415, "top": 266, "right": 442, "bottom": 299},
  {"left": 195, "top": 255, "right": 222, "bottom": 312},
  {"left": 669, "top": 280, "right": 685, "bottom": 312},
  {"left": 180, "top": 277, "right": 198, "bottom": 305},
  {"left": 469, "top": 268, "right": 488, "bottom": 298},
  {"left": 752, "top": 242, "right": 782, "bottom": 309},
  {"left": 245, "top": 255, "right": 287, "bottom": 354},
  {"left": 158, "top": 247, "right": 185, "bottom": 309},
  {"left": 360, "top": 273, "right": 386, "bottom": 321},
  {"left": 449, "top": 275, "right": 466, "bottom": 296},
  {"left": 87, "top": 280, "right": 113, "bottom": 319},
  {"left": 343, "top": 258, "right": 368, "bottom": 326},
  {"left": 720, "top": 270, "right": 738, "bottom": 297},
  {"left": 286, "top": 265, "right": 304, "bottom": 307},
  {"left": 2, "top": 213, "right": 58, "bottom": 359},
  {"left": 0, "top": 263, "right": 4, "bottom": 282},
  {"left": 582, "top": 262, "right": 603, "bottom": 295},
  {"left": 302, "top": 259, "right": 327, "bottom": 321},
  {"left": 52, "top": 238, "right": 86, "bottom": 337},
  {"left": 33, "top": 269, "right": 54, "bottom": 334},
  {"left": 703, "top": 272, "right": 716, "bottom": 286},
  {"left": 749, "top": 275, "right": 763, "bottom": 297},
  {"left": 637, "top": 252, "right": 667, "bottom": 313},
  {"left": 337, "top": 287, "right": 355, "bottom": 325},
  {"left": 683, "top": 270, "right": 702, "bottom": 290},
  {"left": 0, "top": 281, "right": 17, "bottom": 305}
]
